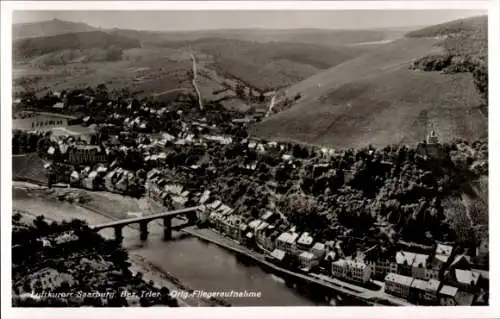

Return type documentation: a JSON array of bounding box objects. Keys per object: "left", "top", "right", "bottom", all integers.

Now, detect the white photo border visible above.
[{"left": 1, "top": 1, "right": 498, "bottom": 319}]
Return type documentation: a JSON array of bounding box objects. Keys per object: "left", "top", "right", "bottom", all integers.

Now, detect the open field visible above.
[
  {"left": 13, "top": 47, "right": 195, "bottom": 96},
  {"left": 156, "top": 38, "right": 368, "bottom": 91},
  {"left": 12, "top": 153, "right": 48, "bottom": 184},
  {"left": 251, "top": 37, "right": 486, "bottom": 148}
]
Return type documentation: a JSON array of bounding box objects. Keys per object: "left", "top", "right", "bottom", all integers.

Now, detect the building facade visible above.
[
  {"left": 68, "top": 145, "right": 107, "bottom": 165},
  {"left": 384, "top": 273, "right": 414, "bottom": 299}
]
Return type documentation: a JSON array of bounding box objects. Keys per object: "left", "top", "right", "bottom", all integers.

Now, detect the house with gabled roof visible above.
[
  {"left": 445, "top": 269, "right": 480, "bottom": 292},
  {"left": 409, "top": 278, "right": 428, "bottom": 303},
  {"left": 423, "top": 279, "right": 442, "bottom": 303},
  {"left": 411, "top": 253, "right": 430, "bottom": 280},
  {"left": 438, "top": 285, "right": 475, "bottom": 306},
  {"left": 384, "top": 273, "right": 414, "bottom": 298},
  {"left": 449, "top": 253, "right": 472, "bottom": 271},
  {"left": 396, "top": 251, "right": 416, "bottom": 276}
]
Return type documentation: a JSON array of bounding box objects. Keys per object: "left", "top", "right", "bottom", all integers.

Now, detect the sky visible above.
[{"left": 12, "top": 10, "right": 486, "bottom": 31}]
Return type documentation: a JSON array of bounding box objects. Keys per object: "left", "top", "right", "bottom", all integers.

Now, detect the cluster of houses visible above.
[
  {"left": 194, "top": 196, "right": 488, "bottom": 306},
  {"left": 145, "top": 169, "right": 190, "bottom": 209},
  {"left": 45, "top": 136, "right": 107, "bottom": 166},
  {"left": 199, "top": 200, "right": 341, "bottom": 273},
  {"left": 68, "top": 161, "right": 144, "bottom": 195},
  {"left": 381, "top": 245, "right": 487, "bottom": 305},
  {"left": 24, "top": 92, "right": 488, "bottom": 306}
]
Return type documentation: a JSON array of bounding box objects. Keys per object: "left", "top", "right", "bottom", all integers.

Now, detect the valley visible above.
[{"left": 10, "top": 13, "right": 489, "bottom": 309}]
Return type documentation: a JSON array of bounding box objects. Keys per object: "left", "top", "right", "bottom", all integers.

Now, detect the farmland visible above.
[
  {"left": 251, "top": 34, "right": 486, "bottom": 148},
  {"left": 156, "top": 37, "right": 368, "bottom": 91}
]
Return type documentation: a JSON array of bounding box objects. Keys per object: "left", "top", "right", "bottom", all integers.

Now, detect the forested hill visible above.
[
  {"left": 13, "top": 31, "right": 141, "bottom": 60},
  {"left": 405, "top": 15, "right": 487, "bottom": 39},
  {"left": 13, "top": 19, "right": 97, "bottom": 40}
]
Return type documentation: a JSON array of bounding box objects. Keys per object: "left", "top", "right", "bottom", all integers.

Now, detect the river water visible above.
[{"left": 13, "top": 189, "right": 325, "bottom": 306}]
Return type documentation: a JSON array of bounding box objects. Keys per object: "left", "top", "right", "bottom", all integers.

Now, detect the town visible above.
[{"left": 12, "top": 82, "right": 489, "bottom": 306}]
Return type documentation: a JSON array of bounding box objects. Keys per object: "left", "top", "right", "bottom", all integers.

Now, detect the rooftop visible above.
[
  {"left": 411, "top": 278, "right": 428, "bottom": 291},
  {"left": 345, "top": 259, "right": 368, "bottom": 269},
  {"left": 248, "top": 219, "right": 262, "bottom": 229},
  {"left": 396, "top": 251, "right": 416, "bottom": 266},
  {"left": 261, "top": 210, "right": 274, "bottom": 221},
  {"left": 427, "top": 279, "right": 441, "bottom": 292},
  {"left": 208, "top": 200, "right": 222, "bottom": 210},
  {"left": 256, "top": 221, "right": 270, "bottom": 232},
  {"left": 384, "top": 273, "right": 414, "bottom": 287},
  {"left": 412, "top": 253, "right": 429, "bottom": 268},
  {"left": 297, "top": 232, "right": 314, "bottom": 246},
  {"left": 455, "top": 291, "right": 475, "bottom": 306},
  {"left": 277, "top": 232, "right": 299, "bottom": 244},
  {"left": 455, "top": 269, "right": 480, "bottom": 286},
  {"left": 450, "top": 254, "right": 472, "bottom": 269},
  {"left": 439, "top": 285, "right": 458, "bottom": 297},
  {"left": 300, "top": 251, "right": 316, "bottom": 260},
  {"left": 436, "top": 243, "right": 453, "bottom": 256},
  {"left": 271, "top": 249, "right": 286, "bottom": 261},
  {"left": 312, "top": 242, "right": 326, "bottom": 251},
  {"left": 332, "top": 259, "right": 347, "bottom": 267}
]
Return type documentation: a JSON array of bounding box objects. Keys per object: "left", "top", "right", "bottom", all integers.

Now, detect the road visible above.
[
  {"left": 17, "top": 111, "right": 78, "bottom": 120},
  {"left": 190, "top": 54, "right": 203, "bottom": 110},
  {"left": 152, "top": 88, "right": 191, "bottom": 97},
  {"left": 182, "top": 227, "right": 413, "bottom": 306}
]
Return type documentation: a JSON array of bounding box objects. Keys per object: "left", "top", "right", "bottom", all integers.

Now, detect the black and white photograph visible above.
[{"left": 1, "top": 1, "right": 497, "bottom": 318}]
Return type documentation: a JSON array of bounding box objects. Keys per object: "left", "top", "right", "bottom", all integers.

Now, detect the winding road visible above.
[{"left": 191, "top": 54, "right": 203, "bottom": 111}]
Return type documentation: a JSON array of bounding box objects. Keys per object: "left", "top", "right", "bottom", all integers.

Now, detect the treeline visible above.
[
  {"left": 164, "top": 134, "right": 487, "bottom": 254},
  {"left": 30, "top": 47, "right": 126, "bottom": 68},
  {"left": 12, "top": 214, "right": 179, "bottom": 307},
  {"left": 12, "top": 130, "right": 44, "bottom": 154},
  {"left": 408, "top": 16, "right": 488, "bottom": 106},
  {"left": 13, "top": 31, "right": 140, "bottom": 60},
  {"left": 405, "top": 15, "right": 487, "bottom": 39}
]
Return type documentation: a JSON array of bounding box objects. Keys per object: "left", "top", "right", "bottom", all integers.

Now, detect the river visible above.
[{"left": 13, "top": 186, "right": 326, "bottom": 306}]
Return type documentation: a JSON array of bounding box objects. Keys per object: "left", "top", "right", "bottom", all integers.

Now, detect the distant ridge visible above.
[
  {"left": 13, "top": 31, "right": 141, "bottom": 60},
  {"left": 405, "top": 15, "right": 487, "bottom": 38},
  {"left": 13, "top": 19, "right": 97, "bottom": 40}
]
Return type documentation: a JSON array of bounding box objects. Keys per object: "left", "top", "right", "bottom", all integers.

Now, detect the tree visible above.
[
  {"left": 235, "top": 84, "right": 245, "bottom": 99},
  {"left": 473, "top": 60, "right": 488, "bottom": 106},
  {"left": 259, "top": 92, "right": 265, "bottom": 103},
  {"left": 96, "top": 83, "right": 108, "bottom": 100},
  {"left": 105, "top": 45, "right": 123, "bottom": 61}
]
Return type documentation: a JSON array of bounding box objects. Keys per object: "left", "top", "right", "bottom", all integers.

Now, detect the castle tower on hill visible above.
[
  {"left": 427, "top": 129, "right": 440, "bottom": 145},
  {"left": 417, "top": 126, "right": 443, "bottom": 160}
]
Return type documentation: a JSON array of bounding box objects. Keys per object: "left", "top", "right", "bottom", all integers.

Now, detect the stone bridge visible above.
[{"left": 90, "top": 206, "right": 203, "bottom": 243}]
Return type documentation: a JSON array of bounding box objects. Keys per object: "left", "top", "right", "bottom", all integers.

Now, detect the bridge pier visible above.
[
  {"left": 163, "top": 217, "right": 172, "bottom": 241},
  {"left": 187, "top": 211, "right": 198, "bottom": 224},
  {"left": 114, "top": 226, "right": 123, "bottom": 244},
  {"left": 139, "top": 221, "right": 149, "bottom": 241}
]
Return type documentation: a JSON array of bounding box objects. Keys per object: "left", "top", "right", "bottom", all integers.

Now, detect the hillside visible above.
[
  {"left": 13, "top": 31, "right": 141, "bottom": 60},
  {"left": 250, "top": 36, "right": 486, "bottom": 148},
  {"left": 13, "top": 19, "right": 97, "bottom": 40},
  {"left": 405, "top": 15, "right": 487, "bottom": 38},
  {"left": 157, "top": 37, "right": 366, "bottom": 91}
]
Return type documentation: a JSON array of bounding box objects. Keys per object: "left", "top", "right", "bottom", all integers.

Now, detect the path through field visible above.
[{"left": 191, "top": 54, "right": 203, "bottom": 110}]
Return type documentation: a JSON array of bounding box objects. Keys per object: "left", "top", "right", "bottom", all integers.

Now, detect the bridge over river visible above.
[{"left": 90, "top": 206, "right": 203, "bottom": 243}]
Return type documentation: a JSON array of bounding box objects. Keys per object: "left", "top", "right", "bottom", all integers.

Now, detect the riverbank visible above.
[
  {"left": 12, "top": 182, "right": 227, "bottom": 307},
  {"left": 12, "top": 181, "right": 410, "bottom": 307},
  {"left": 181, "top": 227, "right": 412, "bottom": 306}
]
